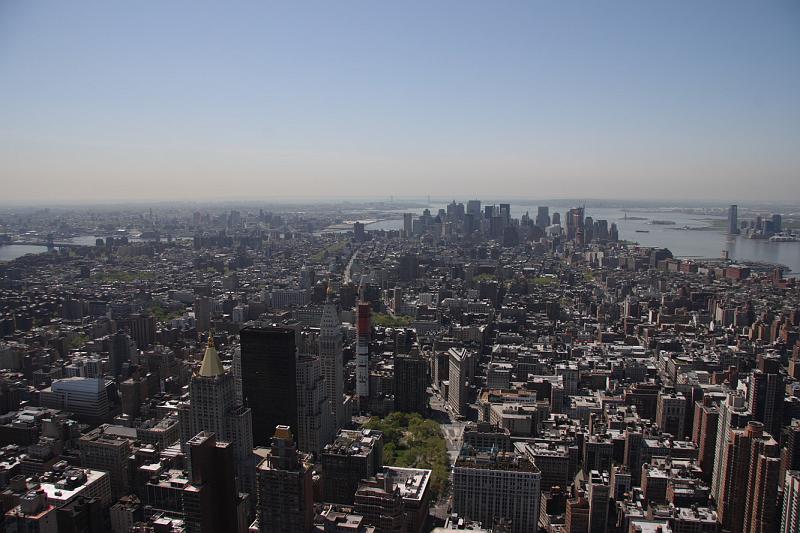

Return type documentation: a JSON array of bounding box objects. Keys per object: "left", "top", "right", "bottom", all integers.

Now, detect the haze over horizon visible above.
[{"left": 1, "top": 1, "right": 798, "bottom": 203}]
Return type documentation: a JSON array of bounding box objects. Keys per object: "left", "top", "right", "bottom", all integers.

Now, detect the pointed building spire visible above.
[
  {"left": 199, "top": 334, "right": 225, "bottom": 377},
  {"left": 325, "top": 274, "right": 335, "bottom": 303}
]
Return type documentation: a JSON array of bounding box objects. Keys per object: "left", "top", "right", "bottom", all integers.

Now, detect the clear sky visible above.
[{"left": 1, "top": 1, "right": 798, "bottom": 204}]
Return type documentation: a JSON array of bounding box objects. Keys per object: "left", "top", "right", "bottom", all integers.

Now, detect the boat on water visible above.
[
  {"left": 635, "top": 230, "right": 650, "bottom": 233},
  {"left": 769, "top": 234, "right": 799, "bottom": 242}
]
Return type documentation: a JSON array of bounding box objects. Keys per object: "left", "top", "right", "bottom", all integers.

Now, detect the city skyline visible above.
[
  {"left": 1, "top": 193, "right": 799, "bottom": 531},
  {"left": 3, "top": 2, "right": 800, "bottom": 529},
  {"left": 1, "top": 1, "right": 799, "bottom": 203}
]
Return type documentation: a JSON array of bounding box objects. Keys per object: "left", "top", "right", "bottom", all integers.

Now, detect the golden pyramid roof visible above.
[{"left": 199, "top": 335, "right": 225, "bottom": 377}]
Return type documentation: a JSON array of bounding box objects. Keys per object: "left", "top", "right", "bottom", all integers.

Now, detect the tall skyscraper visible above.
[
  {"left": 255, "top": 426, "right": 314, "bottom": 533},
  {"left": 717, "top": 421, "right": 779, "bottom": 533},
  {"left": 109, "top": 331, "right": 133, "bottom": 379},
  {"left": 748, "top": 354, "right": 785, "bottom": 439},
  {"left": 728, "top": 204, "right": 740, "bottom": 235},
  {"left": 692, "top": 396, "right": 720, "bottom": 483},
  {"left": 296, "top": 354, "right": 332, "bottom": 456},
  {"left": 194, "top": 296, "right": 211, "bottom": 332},
  {"left": 178, "top": 337, "right": 254, "bottom": 497},
  {"left": 781, "top": 470, "right": 800, "bottom": 533},
  {"left": 499, "top": 203, "right": 511, "bottom": 223},
  {"left": 403, "top": 213, "right": 414, "bottom": 238},
  {"left": 466, "top": 199, "right": 482, "bottom": 217},
  {"left": 393, "top": 353, "right": 428, "bottom": 415},
  {"left": 185, "top": 431, "right": 240, "bottom": 533},
  {"left": 240, "top": 325, "right": 298, "bottom": 446},
  {"left": 587, "top": 470, "right": 609, "bottom": 533},
  {"left": 536, "top": 206, "right": 550, "bottom": 228},
  {"left": 319, "top": 293, "right": 344, "bottom": 429},
  {"left": 782, "top": 420, "right": 800, "bottom": 475},
  {"left": 711, "top": 391, "right": 751, "bottom": 503},
  {"left": 356, "top": 302, "right": 371, "bottom": 402},
  {"left": 771, "top": 213, "right": 783, "bottom": 233},
  {"left": 566, "top": 206, "right": 585, "bottom": 241},
  {"left": 448, "top": 348, "right": 470, "bottom": 416}
]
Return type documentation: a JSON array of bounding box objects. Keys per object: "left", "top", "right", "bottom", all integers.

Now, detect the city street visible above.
[{"left": 429, "top": 388, "right": 467, "bottom": 463}]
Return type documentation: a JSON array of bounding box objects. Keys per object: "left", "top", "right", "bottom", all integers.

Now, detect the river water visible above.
[{"left": 0, "top": 244, "right": 52, "bottom": 262}]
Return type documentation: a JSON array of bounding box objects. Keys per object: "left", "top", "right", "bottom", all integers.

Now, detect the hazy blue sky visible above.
[{"left": 1, "top": 1, "right": 798, "bottom": 203}]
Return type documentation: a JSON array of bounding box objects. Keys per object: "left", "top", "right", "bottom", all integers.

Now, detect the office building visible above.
[
  {"left": 656, "top": 391, "right": 687, "bottom": 439},
  {"left": 255, "top": 426, "right": 314, "bottom": 533},
  {"left": 322, "top": 428, "right": 384, "bottom": 504},
  {"left": 536, "top": 206, "right": 550, "bottom": 228},
  {"left": 393, "top": 353, "right": 428, "bottom": 415},
  {"left": 239, "top": 325, "right": 298, "bottom": 445},
  {"left": 194, "top": 296, "right": 211, "bottom": 333},
  {"left": 566, "top": 206, "right": 585, "bottom": 241},
  {"left": 452, "top": 450, "right": 541, "bottom": 533},
  {"left": 464, "top": 422, "right": 513, "bottom": 453},
  {"left": 353, "top": 473, "right": 405, "bottom": 533},
  {"left": 353, "top": 221, "right": 366, "bottom": 242},
  {"left": 382, "top": 466, "right": 432, "bottom": 533},
  {"left": 522, "top": 441, "right": 570, "bottom": 490},
  {"left": 356, "top": 303, "right": 371, "bottom": 402},
  {"left": 38, "top": 466, "right": 112, "bottom": 509},
  {"left": 728, "top": 205, "right": 739, "bottom": 235},
  {"left": 185, "top": 432, "right": 239, "bottom": 533},
  {"left": 587, "top": 470, "right": 610, "bottom": 533},
  {"left": 109, "top": 331, "right": 133, "bottom": 379},
  {"left": 4, "top": 489, "right": 57, "bottom": 533},
  {"left": 110, "top": 496, "right": 142, "bottom": 533},
  {"left": 466, "top": 200, "right": 482, "bottom": 217},
  {"left": 142, "top": 432, "right": 241, "bottom": 533},
  {"left": 178, "top": 337, "right": 254, "bottom": 497},
  {"left": 126, "top": 313, "right": 156, "bottom": 350},
  {"left": 398, "top": 253, "right": 419, "bottom": 282},
  {"left": 55, "top": 496, "right": 105, "bottom": 533},
  {"left": 565, "top": 492, "right": 589, "bottom": 533},
  {"left": 296, "top": 354, "right": 331, "bottom": 456},
  {"left": 78, "top": 425, "right": 132, "bottom": 499},
  {"left": 403, "top": 213, "right": 414, "bottom": 238},
  {"left": 319, "top": 295, "right": 345, "bottom": 429},
  {"left": 448, "top": 348, "right": 471, "bottom": 417},
  {"left": 39, "top": 377, "right": 109, "bottom": 425},
  {"left": 499, "top": 203, "right": 511, "bottom": 223}
]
